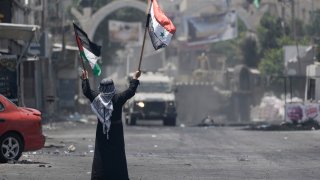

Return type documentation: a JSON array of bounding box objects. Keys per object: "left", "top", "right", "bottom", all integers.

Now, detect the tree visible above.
[
  {"left": 294, "top": 19, "right": 306, "bottom": 38},
  {"left": 306, "top": 9, "right": 320, "bottom": 38},
  {"left": 256, "top": 12, "right": 301, "bottom": 78},
  {"left": 306, "top": 9, "right": 320, "bottom": 62},
  {"left": 210, "top": 39, "right": 242, "bottom": 67},
  {"left": 257, "top": 13, "right": 288, "bottom": 50},
  {"left": 258, "top": 48, "right": 283, "bottom": 76},
  {"left": 240, "top": 36, "right": 259, "bottom": 68},
  {"left": 209, "top": 17, "right": 247, "bottom": 67},
  {"left": 258, "top": 35, "right": 310, "bottom": 78}
]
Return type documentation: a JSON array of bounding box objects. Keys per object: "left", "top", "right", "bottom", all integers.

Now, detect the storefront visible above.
[{"left": 0, "top": 23, "right": 40, "bottom": 106}]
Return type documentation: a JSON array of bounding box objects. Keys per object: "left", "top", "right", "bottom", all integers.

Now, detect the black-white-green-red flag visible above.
[
  {"left": 73, "top": 23, "right": 101, "bottom": 76},
  {"left": 147, "top": 0, "right": 176, "bottom": 50}
]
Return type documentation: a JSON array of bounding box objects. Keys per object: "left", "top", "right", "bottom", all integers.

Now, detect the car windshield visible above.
[
  {"left": 0, "top": 95, "right": 17, "bottom": 108},
  {"left": 138, "top": 82, "right": 172, "bottom": 93}
]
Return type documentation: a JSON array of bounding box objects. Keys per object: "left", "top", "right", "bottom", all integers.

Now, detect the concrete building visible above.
[
  {"left": 284, "top": 45, "right": 317, "bottom": 76},
  {"left": 48, "top": 0, "right": 87, "bottom": 113},
  {"left": 0, "top": 0, "right": 46, "bottom": 111}
]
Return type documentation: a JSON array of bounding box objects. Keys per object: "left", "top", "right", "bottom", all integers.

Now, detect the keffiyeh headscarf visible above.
[{"left": 91, "top": 78, "right": 116, "bottom": 139}]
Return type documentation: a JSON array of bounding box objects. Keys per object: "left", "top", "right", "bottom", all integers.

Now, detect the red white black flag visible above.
[{"left": 147, "top": 0, "right": 176, "bottom": 50}]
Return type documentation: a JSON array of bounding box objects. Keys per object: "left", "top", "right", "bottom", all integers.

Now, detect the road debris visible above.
[
  {"left": 245, "top": 119, "right": 320, "bottom": 131},
  {"left": 44, "top": 143, "right": 66, "bottom": 149},
  {"left": 238, "top": 156, "right": 250, "bottom": 162},
  {"left": 88, "top": 145, "right": 94, "bottom": 153},
  {"left": 53, "top": 150, "right": 60, "bottom": 155},
  {"left": 67, "top": 144, "right": 76, "bottom": 152},
  {"left": 198, "top": 116, "right": 215, "bottom": 126},
  {"left": 39, "top": 164, "right": 52, "bottom": 168}
]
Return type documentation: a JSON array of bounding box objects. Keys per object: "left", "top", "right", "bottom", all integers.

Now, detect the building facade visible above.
[{"left": 0, "top": 0, "right": 50, "bottom": 112}]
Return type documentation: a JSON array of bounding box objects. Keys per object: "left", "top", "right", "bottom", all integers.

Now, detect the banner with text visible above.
[{"left": 186, "top": 11, "right": 238, "bottom": 46}]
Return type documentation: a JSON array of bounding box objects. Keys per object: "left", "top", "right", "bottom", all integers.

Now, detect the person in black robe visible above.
[{"left": 81, "top": 70, "right": 141, "bottom": 180}]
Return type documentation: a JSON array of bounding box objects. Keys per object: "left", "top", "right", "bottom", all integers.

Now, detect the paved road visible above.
[{"left": 1, "top": 121, "right": 320, "bottom": 180}]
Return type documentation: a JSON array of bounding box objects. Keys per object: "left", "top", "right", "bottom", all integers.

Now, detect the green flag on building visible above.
[{"left": 254, "top": 0, "right": 260, "bottom": 8}]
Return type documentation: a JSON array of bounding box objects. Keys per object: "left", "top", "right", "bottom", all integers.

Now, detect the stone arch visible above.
[{"left": 87, "top": 0, "right": 147, "bottom": 39}]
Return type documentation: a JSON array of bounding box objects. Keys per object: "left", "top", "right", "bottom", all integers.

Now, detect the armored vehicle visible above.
[{"left": 123, "top": 72, "right": 177, "bottom": 126}]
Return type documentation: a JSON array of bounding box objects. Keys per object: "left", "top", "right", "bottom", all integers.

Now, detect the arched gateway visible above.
[{"left": 72, "top": 0, "right": 147, "bottom": 40}]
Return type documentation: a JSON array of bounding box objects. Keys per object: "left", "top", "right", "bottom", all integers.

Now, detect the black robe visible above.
[{"left": 82, "top": 79, "right": 139, "bottom": 180}]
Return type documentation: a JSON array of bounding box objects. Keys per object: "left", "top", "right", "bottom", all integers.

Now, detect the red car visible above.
[{"left": 0, "top": 94, "right": 45, "bottom": 163}]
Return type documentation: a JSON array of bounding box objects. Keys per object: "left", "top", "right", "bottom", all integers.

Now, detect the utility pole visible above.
[
  {"left": 61, "top": 5, "right": 66, "bottom": 62},
  {"left": 42, "top": 0, "right": 55, "bottom": 116},
  {"left": 280, "top": 0, "right": 286, "bottom": 36},
  {"left": 291, "top": 0, "right": 295, "bottom": 39},
  {"left": 34, "top": 0, "right": 42, "bottom": 110},
  {"left": 290, "top": 0, "right": 301, "bottom": 75},
  {"left": 311, "top": 0, "right": 315, "bottom": 22}
]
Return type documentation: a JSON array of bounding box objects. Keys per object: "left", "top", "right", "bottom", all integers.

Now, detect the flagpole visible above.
[
  {"left": 137, "top": 0, "right": 152, "bottom": 71},
  {"left": 79, "top": 56, "right": 86, "bottom": 71},
  {"left": 73, "top": 21, "right": 87, "bottom": 73}
]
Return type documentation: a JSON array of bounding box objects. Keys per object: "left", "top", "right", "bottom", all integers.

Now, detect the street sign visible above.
[
  {"left": 28, "top": 42, "right": 41, "bottom": 56},
  {"left": 27, "top": 32, "right": 51, "bottom": 57}
]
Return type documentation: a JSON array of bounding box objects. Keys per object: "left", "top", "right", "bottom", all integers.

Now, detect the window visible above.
[
  {"left": 138, "top": 82, "right": 172, "bottom": 93},
  {"left": 0, "top": 102, "right": 4, "bottom": 111}
]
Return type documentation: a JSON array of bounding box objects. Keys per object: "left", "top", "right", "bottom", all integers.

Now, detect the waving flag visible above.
[
  {"left": 73, "top": 23, "right": 101, "bottom": 76},
  {"left": 148, "top": 0, "right": 176, "bottom": 50}
]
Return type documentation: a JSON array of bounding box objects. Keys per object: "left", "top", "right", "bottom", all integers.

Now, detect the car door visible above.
[
  {"left": 0, "top": 97, "right": 22, "bottom": 136},
  {"left": 0, "top": 100, "right": 9, "bottom": 136}
]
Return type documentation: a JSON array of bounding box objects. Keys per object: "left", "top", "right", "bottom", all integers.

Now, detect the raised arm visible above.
[
  {"left": 81, "top": 70, "right": 99, "bottom": 102},
  {"left": 117, "top": 71, "right": 141, "bottom": 105}
]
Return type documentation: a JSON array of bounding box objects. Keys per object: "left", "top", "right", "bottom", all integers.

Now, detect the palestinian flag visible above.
[
  {"left": 73, "top": 23, "right": 101, "bottom": 76},
  {"left": 148, "top": 0, "right": 176, "bottom": 50}
]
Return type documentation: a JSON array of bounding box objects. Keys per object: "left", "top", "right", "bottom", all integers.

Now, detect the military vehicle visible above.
[{"left": 123, "top": 72, "right": 177, "bottom": 126}]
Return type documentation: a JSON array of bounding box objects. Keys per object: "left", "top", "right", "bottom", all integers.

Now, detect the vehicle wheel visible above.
[
  {"left": 0, "top": 133, "right": 23, "bottom": 163},
  {"left": 129, "top": 116, "right": 137, "bottom": 126},
  {"left": 163, "top": 117, "right": 176, "bottom": 126}
]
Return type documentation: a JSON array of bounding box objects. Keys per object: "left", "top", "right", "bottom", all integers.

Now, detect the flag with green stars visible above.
[{"left": 147, "top": 0, "right": 176, "bottom": 50}]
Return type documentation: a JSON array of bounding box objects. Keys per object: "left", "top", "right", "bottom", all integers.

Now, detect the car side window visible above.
[{"left": 0, "top": 102, "right": 4, "bottom": 112}]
